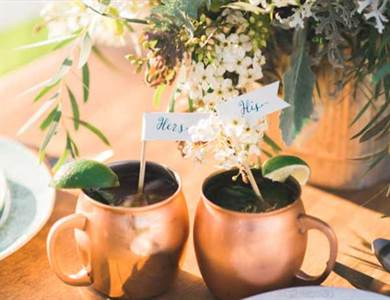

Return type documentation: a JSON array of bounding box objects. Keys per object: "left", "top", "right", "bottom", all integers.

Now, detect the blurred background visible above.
[{"left": 0, "top": 1, "right": 50, "bottom": 76}]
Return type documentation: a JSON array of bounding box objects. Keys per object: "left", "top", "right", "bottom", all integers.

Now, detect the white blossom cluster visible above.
[
  {"left": 181, "top": 41, "right": 265, "bottom": 109},
  {"left": 184, "top": 115, "right": 268, "bottom": 170},
  {"left": 357, "top": 0, "right": 389, "bottom": 33},
  {"left": 181, "top": 10, "right": 268, "bottom": 170},
  {"left": 41, "top": 0, "right": 149, "bottom": 47}
]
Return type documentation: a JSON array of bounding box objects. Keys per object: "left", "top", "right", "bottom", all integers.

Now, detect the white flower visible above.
[
  {"left": 182, "top": 143, "right": 207, "bottom": 162},
  {"left": 227, "top": 34, "right": 253, "bottom": 52},
  {"left": 357, "top": 0, "right": 388, "bottom": 33},
  {"left": 189, "top": 116, "right": 220, "bottom": 142},
  {"left": 249, "top": 144, "right": 261, "bottom": 156},
  {"left": 238, "top": 68, "right": 264, "bottom": 88},
  {"left": 222, "top": 9, "right": 248, "bottom": 26},
  {"left": 253, "top": 49, "right": 266, "bottom": 68},
  {"left": 215, "top": 33, "right": 231, "bottom": 48},
  {"left": 275, "top": 0, "right": 315, "bottom": 28},
  {"left": 185, "top": 81, "right": 203, "bottom": 102},
  {"left": 192, "top": 62, "right": 219, "bottom": 91},
  {"left": 223, "top": 49, "right": 253, "bottom": 74},
  {"left": 237, "top": 34, "right": 253, "bottom": 52},
  {"left": 205, "top": 79, "right": 239, "bottom": 105},
  {"left": 223, "top": 118, "right": 246, "bottom": 138}
]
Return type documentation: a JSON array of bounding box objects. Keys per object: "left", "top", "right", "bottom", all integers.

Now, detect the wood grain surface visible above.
[{"left": 0, "top": 49, "right": 390, "bottom": 299}]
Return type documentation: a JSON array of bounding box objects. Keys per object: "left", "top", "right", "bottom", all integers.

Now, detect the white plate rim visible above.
[
  {"left": 0, "top": 168, "right": 11, "bottom": 227},
  {"left": 244, "top": 286, "right": 389, "bottom": 300},
  {"left": 0, "top": 137, "right": 56, "bottom": 260}
]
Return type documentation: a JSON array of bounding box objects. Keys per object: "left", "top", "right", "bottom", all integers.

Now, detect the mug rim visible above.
[
  {"left": 81, "top": 160, "right": 182, "bottom": 213},
  {"left": 201, "top": 168, "right": 302, "bottom": 218}
]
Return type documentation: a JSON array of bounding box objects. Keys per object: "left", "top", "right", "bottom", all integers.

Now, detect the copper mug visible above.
[
  {"left": 194, "top": 169, "right": 338, "bottom": 300},
  {"left": 47, "top": 161, "right": 189, "bottom": 299}
]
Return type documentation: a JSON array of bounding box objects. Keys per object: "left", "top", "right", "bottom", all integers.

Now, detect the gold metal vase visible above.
[
  {"left": 194, "top": 170, "right": 338, "bottom": 300},
  {"left": 47, "top": 161, "right": 189, "bottom": 299}
]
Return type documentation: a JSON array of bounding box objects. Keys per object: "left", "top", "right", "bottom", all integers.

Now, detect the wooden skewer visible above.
[
  {"left": 243, "top": 163, "right": 270, "bottom": 210},
  {"left": 137, "top": 140, "right": 147, "bottom": 193}
]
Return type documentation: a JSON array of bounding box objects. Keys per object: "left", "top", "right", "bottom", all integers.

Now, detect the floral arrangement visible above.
[{"left": 21, "top": 0, "right": 389, "bottom": 175}]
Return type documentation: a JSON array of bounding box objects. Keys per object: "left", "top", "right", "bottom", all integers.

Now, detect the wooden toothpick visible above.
[
  {"left": 137, "top": 140, "right": 147, "bottom": 193},
  {"left": 243, "top": 163, "right": 270, "bottom": 210}
]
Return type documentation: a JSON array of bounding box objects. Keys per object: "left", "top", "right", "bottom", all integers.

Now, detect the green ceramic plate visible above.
[{"left": 0, "top": 137, "right": 55, "bottom": 260}]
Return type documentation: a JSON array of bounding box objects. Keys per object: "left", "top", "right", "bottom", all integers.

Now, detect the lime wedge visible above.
[
  {"left": 262, "top": 155, "right": 310, "bottom": 185},
  {"left": 53, "top": 159, "right": 119, "bottom": 189}
]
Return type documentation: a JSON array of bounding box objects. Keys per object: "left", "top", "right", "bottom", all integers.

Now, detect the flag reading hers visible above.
[
  {"left": 216, "top": 81, "right": 289, "bottom": 124},
  {"left": 142, "top": 112, "right": 211, "bottom": 141},
  {"left": 138, "top": 112, "right": 210, "bottom": 193}
]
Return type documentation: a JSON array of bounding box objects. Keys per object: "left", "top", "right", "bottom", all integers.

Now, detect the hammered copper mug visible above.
[
  {"left": 194, "top": 169, "right": 338, "bottom": 300},
  {"left": 47, "top": 161, "right": 189, "bottom": 299}
]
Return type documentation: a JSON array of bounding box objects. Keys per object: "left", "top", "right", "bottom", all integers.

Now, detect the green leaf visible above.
[
  {"left": 373, "top": 64, "right": 390, "bottom": 84},
  {"left": 49, "top": 58, "right": 73, "bottom": 85},
  {"left": 40, "top": 105, "right": 59, "bottom": 131},
  {"left": 351, "top": 101, "right": 390, "bottom": 140},
  {"left": 82, "top": 63, "right": 90, "bottom": 103},
  {"left": 188, "top": 98, "right": 194, "bottom": 112},
  {"left": 53, "top": 147, "right": 69, "bottom": 173},
  {"left": 78, "top": 32, "right": 92, "bottom": 69},
  {"left": 280, "top": 28, "right": 315, "bottom": 146},
  {"left": 153, "top": 84, "right": 166, "bottom": 108},
  {"left": 39, "top": 109, "right": 62, "bottom": 162},
  {"left": 34, "top": 81, "right": 60, "bottom": 102},
  {"left": 79, "top": 119, "right": 110, "bottom": 146},
  {"left": 16, "top": 34, "right": 77, "bottom": 50},
  {"left": 34, "top": 58, "right": 73, "bottom": 102},
  {"left": 92, "top": 46, "right": 117, "bottom": 69},
  {"left": 51, "top": 35, "right": 78, "bottom": 51},
  {"left": 350, "top": 99, "right": 372, "bottom": 127},
  {"left": 67, "top": 86, "right": 80, "bottom": 130},
  {"left": 52, "top": 159, "right": 119, "bottom": 189},
  {"left": 260, "top": 148, "right": 273, "bottom": 158},
  {"left": 168, "top": 93, "right": 176, "bottom": 112},
  {"left": 18, "top": 97, "right": 57, "bottom": 135},
  {"left": 66, "top": 133, "right": 79, "bottom": 158},
  {"left": 263, "top": 134, "right": 282, "bottom": 153},
  {"left": 363, "top": 150, "right": 388, "bottom": 176},
  {"left": 360, "top": 113, "right": 390, "bottom": 142},
  {"left": 223, "top": 2, "right": 264, "bottom": 14}
]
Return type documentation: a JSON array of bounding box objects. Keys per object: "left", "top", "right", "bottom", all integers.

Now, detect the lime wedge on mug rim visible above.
[
  {"left": 262, "top": 155, "right": 310, "bottom": 186},
  {"left": 53, "top": 159, "right": 119, "bottom": 189}
]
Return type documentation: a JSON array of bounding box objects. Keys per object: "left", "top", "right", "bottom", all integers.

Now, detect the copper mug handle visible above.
[
  {"left": 47, "top": 213, "right": 93, "bottom": 286},
  {"left": 293, "top": 214, "right": 338, "bottom": 286}
]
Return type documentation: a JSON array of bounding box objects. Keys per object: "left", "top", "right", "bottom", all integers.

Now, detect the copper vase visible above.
[
  {"left": 47, "top": 161, "right": 189, "bottom": 299},
  {"left": 194, "top": 170, "right": 338, "bottom": 300}
]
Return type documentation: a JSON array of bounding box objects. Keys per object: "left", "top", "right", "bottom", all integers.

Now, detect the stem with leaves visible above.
[{"left": 18, "top": 27, "right": 109, "bottom": 172}]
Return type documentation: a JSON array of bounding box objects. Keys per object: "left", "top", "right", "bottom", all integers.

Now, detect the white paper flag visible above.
[
  {"left": 216, "top": 81, "right": 289, "bottom": 124},
  {"left": 142, "top": 112, "right": 211, "bottom": 141}
]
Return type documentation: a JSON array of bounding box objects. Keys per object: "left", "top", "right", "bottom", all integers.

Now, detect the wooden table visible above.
[{"left": 1, "top": 49, "right": 390, "bottom": 299}]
